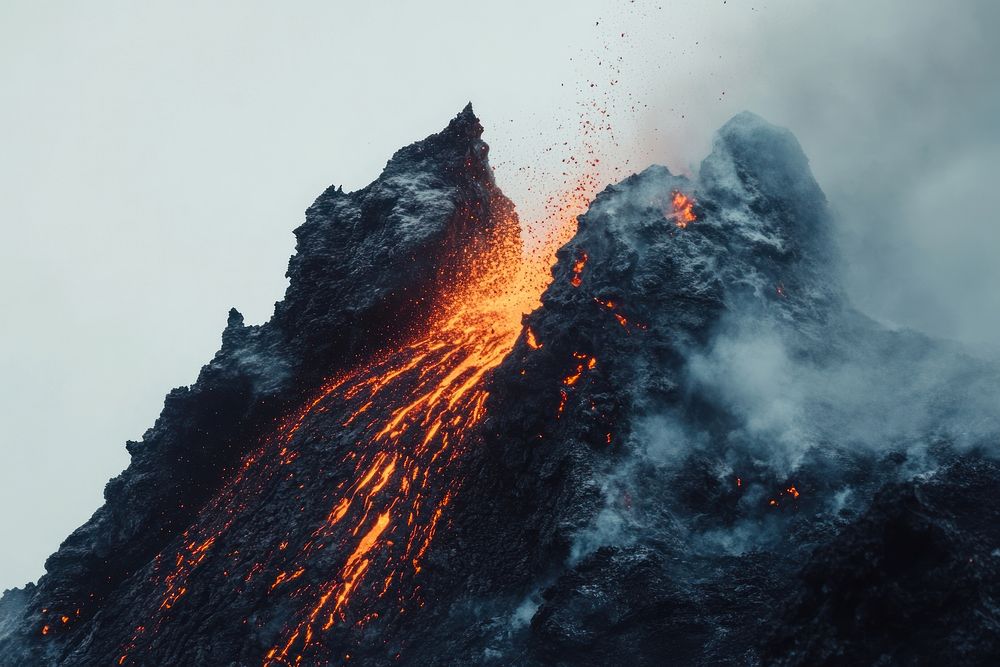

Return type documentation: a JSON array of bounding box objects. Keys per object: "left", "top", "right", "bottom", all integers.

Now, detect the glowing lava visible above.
[
  {"left": 110, "top": 183, "right": 581, "bottom": 666},
  {"left": 569, "top": 251, "right": 588, "bottom": 287},
  {"left": 525, "top": 326, "right": 543, "bottom": 350},
  {"left": 668, "top": 191, "right": 697, "bottom": 229},
  {"left": 255, "top": 209, "right": 582, "bottom": 663}
]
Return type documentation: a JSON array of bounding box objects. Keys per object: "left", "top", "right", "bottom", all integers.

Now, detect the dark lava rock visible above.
[{"left": 764, "top": 455, "right": 1000, "bottom": 666}]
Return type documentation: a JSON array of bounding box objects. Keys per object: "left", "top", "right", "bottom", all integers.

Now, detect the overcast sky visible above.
[{"left": 1, "top": 1, "right": 996, "bottom": 590}]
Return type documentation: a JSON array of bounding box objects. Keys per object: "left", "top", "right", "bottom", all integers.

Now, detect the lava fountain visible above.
[{"left": 115, "top": 183, "right": 584, "bottom": 666}]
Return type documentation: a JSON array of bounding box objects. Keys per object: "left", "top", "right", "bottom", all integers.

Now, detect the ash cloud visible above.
[
  {"left": 687, "top": 317, "right": 1000, "bottom": 473},
  {"left": 709, "top": 2, "right": 1000, "bottom": 352}
]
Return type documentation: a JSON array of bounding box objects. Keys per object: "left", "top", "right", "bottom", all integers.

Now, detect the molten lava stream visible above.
[
  {"left": 113, "top": 207, "right": 579, "bottom": 666},
  {"left": 261, "top": 211, "right": 577, "bottom": 664}
]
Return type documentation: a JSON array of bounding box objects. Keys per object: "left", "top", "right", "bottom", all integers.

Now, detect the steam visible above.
[
  {"left": 568, "top": 306, "right": 1000, "bottom": 564},
  {"left": 693, "top": 317, "right": 1000, "bottom": 467},
  {"left": 686, "top": 325, "right": 812, "bottom": 474}
]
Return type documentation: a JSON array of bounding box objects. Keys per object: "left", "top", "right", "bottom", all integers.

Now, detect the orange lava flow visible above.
[
  {"left": 112, "top": 185, "right": 584, "bottom": 665},
  {"left": 257, "top": 208, "right": 579, "bottom": 663}
]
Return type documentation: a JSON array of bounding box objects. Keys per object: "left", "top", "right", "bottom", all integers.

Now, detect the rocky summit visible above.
[{"left": 2, "top": 107, "right": 998, "bottom": 666}]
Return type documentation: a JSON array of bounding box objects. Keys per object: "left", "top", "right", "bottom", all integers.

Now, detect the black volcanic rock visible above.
[
  {"left": 765, "top": 455, "right": 1000, "bottom": 665},
  {"left": 274, "top": 103, "right": 516, "bottom": 368},
  {"left": 3, "top": 109, "right": 999, "bottom": 667}
]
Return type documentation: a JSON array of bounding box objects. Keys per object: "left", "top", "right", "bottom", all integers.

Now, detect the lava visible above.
[
  {"left": 570, "top": 251, "right": 589, "bottom": 287},
  {"left": 667, "top": 191, "right": 697, "bottom": 229},
  {"left": 108, "top": 177, "right": 581, "bottom": 666},
  {"left": 768, "top": 484, "right": 803, "bottom": 508},
  {"left": 256, "top": 208, "right": 579, "bottom": 664},
  {"left": 525, "top": 326, "right": 543, "bottom": 350},
  {"left": 594, "top": 296, "right": 636, "bottom": 332},
  {"left": 562, "top": 352, "right": 597, "bottom": 389}
]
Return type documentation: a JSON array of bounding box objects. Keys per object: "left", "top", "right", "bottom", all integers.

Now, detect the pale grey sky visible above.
[{"left": 1, "top": 1, "right": 997, "bottom": 590}]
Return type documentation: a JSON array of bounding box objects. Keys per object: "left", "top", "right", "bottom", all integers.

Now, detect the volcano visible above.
[{"left": 2, "top": 106, "right": 999, "bottom": 666}]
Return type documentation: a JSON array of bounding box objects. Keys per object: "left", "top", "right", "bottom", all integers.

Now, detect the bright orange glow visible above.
[
  {"left": 92, "top": 100, "right": 635, "bottom": 664},
  {"left": 557, "top": 390, "right": 568, "bottom": 417},
  {"left": 562, "top": 353, "right": 597, "bottom": 391},
  {"left": 594, "top": 297, "right": 635, "bottom": 332},
  {"left": 570, "top": 252, "right": 588, "bottom": 287},
  {"left": 525, "top": 326, "right": 542, "bottom": 350},
  {"left": 668, "top": 191, "right": 697, "bottom": 229},
  {"left": 108, "top": 166, "right": 588, "bottom": 666},
  {"left": 768, "top": 484, "right": 802, "bottom": 508},
  {"left": 255, "top": 204, "right": 580, "bottom": 664}
]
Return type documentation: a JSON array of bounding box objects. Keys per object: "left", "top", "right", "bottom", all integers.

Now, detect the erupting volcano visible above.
[{"left": 3, "top": 107, "right": 1000, "bottom": 667}]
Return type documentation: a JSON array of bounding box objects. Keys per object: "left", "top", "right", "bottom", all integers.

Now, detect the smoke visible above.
[
  {"left": 559, "top": 0, "right": 1000, "bottom": 557},
  {"left": 568, "top": 303, "right": 1000, "bottom": 564},
  {"left": 631, "top": 0, "right": 1000, "bottom": 352},
  {"left": 692, "top": 317, "right": 1000, "bottom": 465},
  {"left": 687, "top": 327, "right": 813, "bottom": 473},
  {"left": 523, "top": 0, "right": 999, "bottom": 352}
]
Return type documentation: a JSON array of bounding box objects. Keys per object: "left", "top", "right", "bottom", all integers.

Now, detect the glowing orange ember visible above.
[
  {"left": 767, "top": 484, "right": 802, "bottom": 508},
  {"left": 525, "top": 327, "right": 542, "bottom": 350},
  {"left": 594, "top": 297, "right": 635, "bottom": 332},
  {"left": 668, "top": 191, "right": 697, "bottom": 229},
  {"left": 570, "top": 252, "right": 588, "bottom": 287},
  {"left": 557, "top": 390, "right": 568, "bottom": 417}
]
